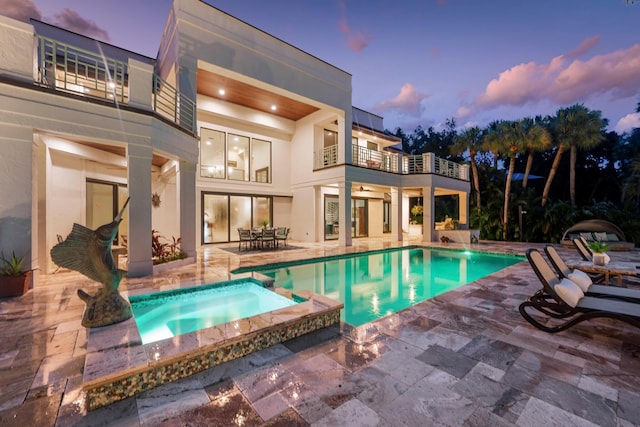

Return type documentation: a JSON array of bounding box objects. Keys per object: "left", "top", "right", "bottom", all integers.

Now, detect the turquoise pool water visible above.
[
  {"left": 129, "top": 280, "right": 296, "bottom": 344},
  {"left": 237, "top": 247, "right": 522, "bottom": 327}
]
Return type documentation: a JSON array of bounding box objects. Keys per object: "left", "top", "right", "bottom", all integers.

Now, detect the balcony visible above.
[
  {"left": 34, "top": 35, "right": 195, "bottom": 134},
  {"left": 314, "top": 145, "right": 469, "bottom": 180}
]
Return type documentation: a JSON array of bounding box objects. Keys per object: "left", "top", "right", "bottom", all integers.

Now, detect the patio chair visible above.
[
  {"left": 258, "top": 228, "right": 275, "bottom": 249},
  {"left": 275, "top": 227, "right": 289, "bottom": 247},
  {"left": 238, "top": 228, "right": 253, "bottom": 250},
  {"left": 543, "top": 245, "right": 640, "bottom": 300},
  {"left": 518, "top": 249, "right": 640, "bottom": 333}
]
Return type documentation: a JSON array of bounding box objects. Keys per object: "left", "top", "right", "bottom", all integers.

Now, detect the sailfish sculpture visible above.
[{"left": 51, "top": 198, "right": 132, "bottom": 328}]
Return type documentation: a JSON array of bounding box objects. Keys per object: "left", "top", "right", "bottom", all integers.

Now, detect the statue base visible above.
[{"left": 79, "top": 289, "right": 133, "bottom": 328}]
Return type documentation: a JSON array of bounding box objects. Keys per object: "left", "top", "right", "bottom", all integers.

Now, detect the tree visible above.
[
  {"left": 483, "top": 120, "right": 526, "bottom": 240},
  {"left": 542, "top": 104, "right": 606, "bottom": 207},
  {"left": 451, "top": 126, "right": 483, "bottom": 215},
  {"left": 520, "top": 116, "right": 551, "bottom": 189}
]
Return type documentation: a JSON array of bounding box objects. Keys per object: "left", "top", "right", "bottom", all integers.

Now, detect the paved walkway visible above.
[{"left": 1, "top": 239, "right": 640, "bottom": 426}]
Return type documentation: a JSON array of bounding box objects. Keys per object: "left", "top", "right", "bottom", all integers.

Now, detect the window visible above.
[
  {"left": 200, "top": 128, "right": 272, "bottom": 183},
  {"left": 351, "top": 198, "right": 368, "bottom": 238},
  {"left": 252, "top": 139, "right": 271, "bottom": 183},
  {"left": 86, "top": 180, "right": 128, "bottom": 245},
  {"left": 366, "top": 141, "right": 378, "bottom": 151},
  {"left": 228, "top": 134, "right": 250, "bottom": 181},
  {"left": 324, "top": 129, "right": 337, "bottom": 147},
  {"left": 200, "top": 128, "right": 226, "bottom": 178},
  {"left": 324, "top": 195, "right": 339, "bottom": 240}
]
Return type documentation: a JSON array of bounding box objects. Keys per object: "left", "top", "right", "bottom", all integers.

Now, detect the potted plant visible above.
[
  {"left": 0, "top": 251, "right": 32, "bottom": 298},
  {"left": 440, "top": 235, "right": 450, "bottom": 244},
  {"left": 261, "top": 220, "right": 270, "bottom": 229},
  {"left": 588, "top": 241, "right": 609, "bottom": 266}
]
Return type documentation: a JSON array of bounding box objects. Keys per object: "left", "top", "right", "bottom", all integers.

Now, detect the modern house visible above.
[{"left": 0, "top": 0, "right": 471, "bottom": 286}]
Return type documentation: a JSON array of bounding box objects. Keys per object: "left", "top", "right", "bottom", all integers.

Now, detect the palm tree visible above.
[
  {"left": 482, "top": 121, "right": 502, "bottom": 169},
  {"left": 450, "top": 126, "right": 483, "bottom": 214},
  {"left": 520, "top": 116, "right": 551, "bottom": 189},
  {"left": 542, "top": 104, "right": 606, "bottom": 207},
  {"left": 483, "top": 120, "right": 526, "bottom": 240}
]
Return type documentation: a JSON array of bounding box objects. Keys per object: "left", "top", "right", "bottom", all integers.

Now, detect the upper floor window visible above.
[
  {"left": 200, "top": 127, "right": 271, "bottom": 183},
  {"left": 367, "top": 141, "right": 378, "bottom": 151},
  {"left": 324, "top": 129, "right": 337, "bottom": 147}
]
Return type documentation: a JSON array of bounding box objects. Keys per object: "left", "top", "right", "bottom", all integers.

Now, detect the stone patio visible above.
[{"left": 1, "top": 239, "right": 639, "bottom": 426}]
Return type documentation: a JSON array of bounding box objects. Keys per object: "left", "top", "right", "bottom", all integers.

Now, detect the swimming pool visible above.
[
  {"left": 235, "top": 247, "right": 523, "bottom": 326},
  {"left": 129, "top": 279, "right": 297, "bottom": 344}
]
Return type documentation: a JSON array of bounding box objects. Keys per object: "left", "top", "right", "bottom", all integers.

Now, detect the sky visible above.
[{"left": 2, "top": 0, "right": 640, "bottom": 134}]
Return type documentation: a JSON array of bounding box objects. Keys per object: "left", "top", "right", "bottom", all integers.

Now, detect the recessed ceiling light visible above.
[
  {"left": 218, "top": 89, "right": 225, "bottom": 96},
  {"left": 271, "top": 105, "right": 277, "bottom": 111}
]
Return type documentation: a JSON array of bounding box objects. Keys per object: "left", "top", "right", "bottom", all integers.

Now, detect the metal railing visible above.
[
  {"left": 153, "top": 74, "right": 196, "bottom": 134},
  {"left": 314, "top": 144, "right": 339, "bottom": 169},
  {"left": 36, "top": 35, "right": 128, "bottom": 103},
  {"left": 35, "top": 35, "right": 196, "bottom": 134},
  {"left": 352, "top": 146, "right": 398, "bottom": 173}
]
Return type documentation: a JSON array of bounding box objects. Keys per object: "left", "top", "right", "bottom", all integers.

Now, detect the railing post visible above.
[
  {"left": 425, "top": 153, "right": 435, "bottom": 173},
  {"left": 128, "top": 58, "right": 153, "bottom": 111}
]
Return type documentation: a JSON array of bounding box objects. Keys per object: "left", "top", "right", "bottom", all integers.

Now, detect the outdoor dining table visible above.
[{"left": 567, "top": 260, "right": 638, "bottom": 286}]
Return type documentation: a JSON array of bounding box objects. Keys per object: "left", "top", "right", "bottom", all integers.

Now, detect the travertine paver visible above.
[{"left": 1, "top": 239, "right": 639, "bottom": 426}]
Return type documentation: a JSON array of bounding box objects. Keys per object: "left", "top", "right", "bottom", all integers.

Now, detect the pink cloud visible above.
[
  {"left": 563, "top": 35, "right": 600, "bottom": 60},
  {"left": 0, "top": 0, "right": 42, "bottom": 22},
  {"left": 337, "top": 0, "right": 372, "bottom": 52},
  {"left": 375, "top": 83, "right": 430, "bottom": 115},
  {"left": 457, "top": 37, "right": 640, "bottom": 118},
  {"left": 53, "top": 8, "right": 110, "bottom": 42},
  {"left": 615, "top": 112, "right": 640, "bottom": 133}
]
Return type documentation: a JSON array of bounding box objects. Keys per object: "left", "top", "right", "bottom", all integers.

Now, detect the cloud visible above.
[
  {"left": 337, "top": 0, "right": 372, "bottom": 52},
  {"left": 374, "top": 83, "right": 430, "bottom": 115},
  {"left": 457, "top": 37, "right": 640, "bottom": 119},
  {"left": 53, "top": 8, "right": 110, "bottom": 42},
  {"left": 0, "top": 0, "right": 42, "bottom": 22},
  {"left": 615, "top": 112, "right": 640, "bottom": 133}
]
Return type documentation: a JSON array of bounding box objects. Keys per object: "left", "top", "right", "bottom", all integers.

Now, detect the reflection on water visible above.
[{"left": 260, "top": 248, "right": 521, "bottom": 326}]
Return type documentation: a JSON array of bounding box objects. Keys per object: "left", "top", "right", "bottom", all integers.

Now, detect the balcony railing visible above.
[
  {"left": 314, "top": 145, "right": 469, "bottom": 180},
  {"left": 36, "top": 35, "right": 128, "bottom": 103},
  {"left": 35, "top": 35, "right": 195, "bottom": 134},
  {"left": 153, "top": 75, "right": 196, "bottom": 134}
]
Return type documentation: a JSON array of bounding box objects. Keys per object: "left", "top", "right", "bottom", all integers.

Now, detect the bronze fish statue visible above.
[{"left": 51, "top": 198, "right": 132, "bottom": 328}]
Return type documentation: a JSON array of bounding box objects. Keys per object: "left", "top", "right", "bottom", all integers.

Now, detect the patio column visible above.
[
  {"left": 127, "top": 144, "right": 153, "bottom": 277},
  {"left": 422, "top": 186, "right": 435, "bottom": 243},
  {"left": 459, "top": 190, "right": 469, "bottom": 228},
  {"left": 391, "top": 187, "right": 403, "bottom": 242},
  {"left": 338, "top": 181, "right": 352, "bottom": 246},
  {"left": 178, "top": 160, "right": 196, "bottom": 259}
]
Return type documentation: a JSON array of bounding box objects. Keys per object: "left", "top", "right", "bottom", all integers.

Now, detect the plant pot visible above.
[
  {"left": 0, "top": 270, "right": 32, "bottom": 298},
  {"left": 592, "top": 253, "right": 606, "bottom": 266}
]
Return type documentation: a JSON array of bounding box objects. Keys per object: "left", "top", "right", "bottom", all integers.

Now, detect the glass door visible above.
[
  {"left": 351, "top": 198, "right": 368, "bottom": 238},
  {"left": 86, "top": 180, "right": 128, "bottom": 245},
  {"left": 324, "top": 195, "right": 339, "bottom": 240}
]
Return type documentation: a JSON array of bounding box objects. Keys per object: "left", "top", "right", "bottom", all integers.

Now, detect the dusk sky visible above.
[{"left": 3, "top": 0, "right": 640, "bottom": 134}]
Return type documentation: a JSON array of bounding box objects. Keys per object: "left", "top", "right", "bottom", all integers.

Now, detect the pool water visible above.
[
  {"left": 129, "top": 280, "right": 296, "bottom": 344},
  {"left": 240, "top": 247, "right": 522, "bottom": 326}
]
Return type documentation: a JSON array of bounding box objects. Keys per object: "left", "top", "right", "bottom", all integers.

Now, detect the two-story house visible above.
[{"left": 0, "top": 0, "right": 471, "bottom": 287}]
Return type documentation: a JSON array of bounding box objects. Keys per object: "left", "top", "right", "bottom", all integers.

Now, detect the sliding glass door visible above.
[{"left": 202, "top": 193, "right": 272, "bottom": 243}]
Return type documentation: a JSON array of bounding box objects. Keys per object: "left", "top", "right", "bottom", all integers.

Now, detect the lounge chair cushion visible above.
[
  {"left": 606, "top": 233, "right": 620, "bottom": 242},
  {"left": 594, "top": 232, "right": 607, "bottom": 242},
  {"left": 568, "top": 270, "right": 592, "bottom": 292},
  {"left": 554, "top": 278, "right": 584, "bottom": 307},
  {"left": 580, "top": 232, "right": 594, "bottom": 241}
]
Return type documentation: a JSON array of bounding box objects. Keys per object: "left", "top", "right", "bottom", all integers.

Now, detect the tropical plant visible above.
[
  {"left": 0, "top": 252, "right": 26, "bottom": 276},
  {"left": 451, "top": 126, "right": 483, "bottom": 215},
  {"left": 542, "top": 104, "right": 606, "bottom": 207},
  {"left": 588, "top": 241, "right": 609, "bottom": 253},
  {"left": 520, "top": 116, "right": 551, "bottom": 189}
]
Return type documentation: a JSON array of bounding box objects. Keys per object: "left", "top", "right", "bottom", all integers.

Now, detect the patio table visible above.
[{"left": 567, "top": 260, "right": 637, "bottom": 286}]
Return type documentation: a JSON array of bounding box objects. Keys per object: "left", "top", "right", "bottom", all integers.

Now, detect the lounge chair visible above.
[
  {"left": 518, "top": 249, "right": 640, "bottom": 333},
  {"left": 560, "top": 219, "right": 635, "bottom": 251},
  {"left": 544, "top": 245, "right": 640, "bottom": 300},
  {"left": 573, "top": 237, "right": 593, "bottom": 262}
]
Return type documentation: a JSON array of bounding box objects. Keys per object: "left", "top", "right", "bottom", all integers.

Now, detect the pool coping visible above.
[{"left": 82, "top": 274, "right": 343, "bottom": 411}]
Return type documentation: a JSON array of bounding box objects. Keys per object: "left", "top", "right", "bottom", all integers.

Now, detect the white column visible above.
[
  {"left": 127, "top": 144, "right": 153, "bottom": 277},
  {"left": 423, "top": 186, "right": 435, "bottom": 243},
  {"left": 178, "top": 160, "right": 197, "bottom": 258},
  {"left": 128, "top": 58, "right": 154, "bottom": 111},
  {"left": 338, "top": 181, "right": 352, "bottom": 246},
  {"left": 459, "top": 191, "right": 469, "bottom": 228},
  {"left": 391, "top": 187, "right": 403, "bottom": 242}
]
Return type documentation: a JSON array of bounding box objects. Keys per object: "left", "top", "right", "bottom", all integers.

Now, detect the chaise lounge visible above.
[{"left": 519, "top": 249, "right": 640, "bottom": 333}]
